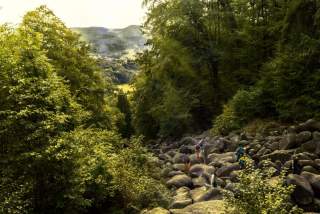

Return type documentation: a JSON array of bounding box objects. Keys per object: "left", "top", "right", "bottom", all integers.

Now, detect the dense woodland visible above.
[
  {"left": 134, "top": 0, "right": 320, "bottom": 139},
  {"left": 1, "top": 0, "right": 320, "bottom": 213}
]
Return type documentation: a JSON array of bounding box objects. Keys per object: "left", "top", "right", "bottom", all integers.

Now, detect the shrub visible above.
[
  {"left": 212, "top": 104, "right": 242, "bottom": 135},
  {"left": 108, "top": 137, "right": 171, "bottom": 211},
  {"left": 212, "top": 86, "right": 276, "bottom": 135},
  {"left": 224, "top": 158, "right": 303, "bottom": 214}
]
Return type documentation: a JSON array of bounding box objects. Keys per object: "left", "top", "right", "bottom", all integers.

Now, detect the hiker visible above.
[
  {"left": 235, "top": 144, "right": 245, "bottom": 162},
  {"left": 195, "top": 139, "right": 208, "bottom": 163},
  {"left": 292, "top": 156, "right": 301, "bottom": 174}
]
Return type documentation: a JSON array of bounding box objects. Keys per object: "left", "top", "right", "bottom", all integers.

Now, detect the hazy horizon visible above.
[{"left": 0, "top": 0, "right": 146, "bottom": 28}]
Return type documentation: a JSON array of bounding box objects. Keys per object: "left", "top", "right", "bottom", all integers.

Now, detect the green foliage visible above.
[
  {"left": 212, "top": 104, "right": 241, "bottom": 136},
  {"left": 20, "top": 5, "right": 113, "bottom": 128},
  {"left": 108, "top": 137, "right": 170, "bottom": 210},
  {"left": 116, "top": 92, "right": 135, "bottom": 138},
  {"left": 0, "top": 7, "right": 169, "bottom": 214},
  {"left": 224, "top": 158, "right": 303, "bottom": 214}
]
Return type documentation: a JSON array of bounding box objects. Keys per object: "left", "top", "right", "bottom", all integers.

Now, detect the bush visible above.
[
  {"left": 108, "top": 137, "right": 171, "bottom": 211},
  {"left": 211, "top": 104, "right": 241, "bottom": 135},
  {"left": 46, "top": 131, "right": 170, "bottom": 213},
  {"left": 224, "top": 158, "right": 303, "bottom": 214},
  {"left": 212, "top": 86, "right": 277, "bottom": 135}
]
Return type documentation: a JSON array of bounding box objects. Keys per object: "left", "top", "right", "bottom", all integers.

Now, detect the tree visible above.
[
  {"left": 19, "top": 6, "right": 113, "bottom": 128},
  {"left": 0, "top": 25, "right": 85, "bottom": 213}
]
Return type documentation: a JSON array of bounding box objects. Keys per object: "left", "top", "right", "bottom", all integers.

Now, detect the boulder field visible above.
[{"left": 142, "top": 119, "right": 320, "bottom": 213}]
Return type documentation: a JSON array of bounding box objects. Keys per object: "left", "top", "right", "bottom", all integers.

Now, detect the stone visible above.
[
  {"left": 173, "top": 164, "right": 187, "bottom": 172},
  {"left": 297, "top": 131, "right": 313, "bottom": 144},
  {"left": 216, "top": 163, "right": 240, "bottom": 178},
  {"left": 293, "top": 119, "right": 320, "bottom": 132},
  {"left": 167, "top": 150, "right": 177, "bottom": 157},
  {"left": 280, "top": 133, "right": 297, "bottom": 150},
  {"left": 301, "top": 172, "right": 320, "bottom": 198},
  {"left": 190, "top": 187, "right": 223, "bottom": 203},
  {"left": 313, "top": 131, "right": 320, "bottom": 141},
  {"left": 179, "top": 137, "right": 197, "bottom": 146},
  {"left": 173, "top": 153, "right": 189, "bottom": 164},
  {"left": 280, "top": 132, "right": 311, "bottom": 150},
  {"left": 298, "top": 160, "right": 316, "bottom": 167},
  {"left": 208, "top": 152, "right": 235, "bottom": 164},
  {"left": 167, "top": 174, "right": 193, "bottom": 188},
  {"left": 301, "top": 140, "right": 320, "bottom": 153},
  {"left": 192, "top": 176, "right": 208, "bottom": 188},
  {"left": 170, "top": 200, "right": 227, "bottom": 214},
  {"left": 286, "top": 174, "right": 314, "bottom": 205},
  {"left": 161, "top": 166, "right": 173, "bottom": 177},
  {"left": 261, "top": 149, "right": 295, "bottom": 162},
  {"left": 189, "top": 154, "right": 201, "bottom": 165},
  {"left": 159, "top": 153, "right": 171, "bottom": 161},
  {"left": 302, "top": 166, "right": 319, "bottom": 174},
  {"left": 142, "top": 207, "right": 170, "bottom": 214},
  {"left": 189, "top": 164, "right": 215, "bottom": 178},
  {"left": 168, "top": 171, "right": 185, "bottom": 177},
  {"left": 170, "top": 187, "right": 193, "bottom": 209},
  {"left": 270, "top": 141, "right": 280, "bottom": 151},
  {"left": 179, "top": 145, "right": 194, "bottom": 154}
]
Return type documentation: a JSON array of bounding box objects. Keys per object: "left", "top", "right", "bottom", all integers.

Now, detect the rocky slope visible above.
[{"left": 144, "top": 119, "right": 320, "bottom": 214}]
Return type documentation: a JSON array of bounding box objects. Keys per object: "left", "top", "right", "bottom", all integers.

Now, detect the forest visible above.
[{"left": 1, "top": 0, "right": 320, "bottom": 213}]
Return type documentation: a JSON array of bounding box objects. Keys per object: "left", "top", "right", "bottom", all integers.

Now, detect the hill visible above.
[{"left": 72, "top": 25, "right": 146, "bottom": 58}]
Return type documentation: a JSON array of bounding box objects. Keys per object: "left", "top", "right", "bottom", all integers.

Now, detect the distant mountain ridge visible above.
[{"left": 72, "top": 25, "right": 146, "bottom": 58}]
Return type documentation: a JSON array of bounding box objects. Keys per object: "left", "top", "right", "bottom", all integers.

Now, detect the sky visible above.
[{"left": 0, "top": 0, "right": 146, "bottom": 28}]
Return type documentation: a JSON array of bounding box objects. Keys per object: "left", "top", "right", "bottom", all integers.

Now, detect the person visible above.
[
  {"left": 292, "top": 156, "right": 301, "bottom": 174},
  {"left": 195, "top": 139, "right": 204, "bottom": 159},
  {"left": 195, "top": 143, "right": 201, "bottom": 161},
  {"left": 235, "top": 144, "right": 245, "bottom": 162},
  {"left": 195, "top": 139, "right": 207, "bottom": 163}
]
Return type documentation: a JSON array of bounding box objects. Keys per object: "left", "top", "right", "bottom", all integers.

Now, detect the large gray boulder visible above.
[
  {"left": 291, "top": 119, "right": 320, "bottom": 132},
  {"left": 173, "top": 153, "right": 189, "bottom": 164},
  {"left": 280, "top": 132, "right": 312, "bottom": 150},
  {"left": 301, "top": 140, "right": 320, "bottom": 154},
  {"left": 192, "top": 176, "right": 208, "bottom": 188},
  {"left": 173, "top": 164, "right": 187, "bottom": 172},
  {"left": 170, "top": 200, "right": 227, "bottom": 214},
  {"left": 189, "top": 164, "right": 215, "bottom": 178},
  {"left": 142, "top": 207, "right": 170, "bottom": 214},
  {"left": 261, "top": 149, "right": 295, "bottom": 162},
  {"left": 179, "top": 145, "right": 194, "bottom": 154},
  {"left": 168, "top": 171, "right": 185, "bottom": 177},
  {"left": 286, "top": 174, "right": 314, "bottom": 205},
  {"left": 301, "top": 172, "right": 320, "bottom": 198},
  {"left": 301, "top": 166, "right": 319, "bottom": 175},
  {"left": 216, "top": 163, "right": 240, "bottom": 178},
  {"left": 167, "top": 174, "right": 193, "bottom": 188},
  {"left": 313, "top": 131, "right": 320, "bottom": 141},
  {"left": 169, "top": 187, "right": 192, "bottom": 209},
  {"left": 190, "top": 187, "right": 223, "bottom": 203},
  {"left": 179, "top": 137, "right": 197, "bottom": 146},
  {"left": 208, "top": 152, "right": 235, "bottom": 165}
]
